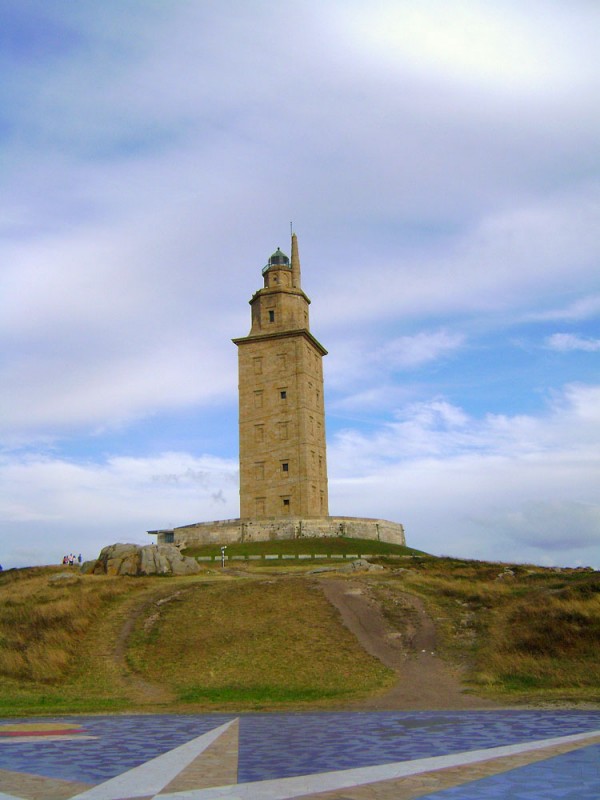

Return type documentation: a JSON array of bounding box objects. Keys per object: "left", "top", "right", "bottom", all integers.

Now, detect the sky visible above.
[{"left": 1, "top": 1, "right": 599, "bottom": 570}]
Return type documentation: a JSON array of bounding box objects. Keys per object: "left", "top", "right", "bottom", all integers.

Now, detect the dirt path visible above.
[
  {"left": 101, "top": 586, "right": 195, "bottom": 706},
  {"left": 319, "top": 578, "right": 497, "bottom": 710}
]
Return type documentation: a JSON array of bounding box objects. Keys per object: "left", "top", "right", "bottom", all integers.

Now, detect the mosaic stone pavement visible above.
[{"left": 0, "top": 711, "right": 598, "bottom": 799}]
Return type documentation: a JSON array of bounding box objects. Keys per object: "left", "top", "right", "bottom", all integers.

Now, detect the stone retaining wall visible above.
[{"left": 149, "top": 516, "right": 405, "bottom": 548}]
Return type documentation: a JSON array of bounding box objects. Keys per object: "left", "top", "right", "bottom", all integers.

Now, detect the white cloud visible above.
[
  {"left": 334, "top": 384, "right": 600, "bottom": 466},
  {"left": 328, "top": 384, "right": 600, "bottom": 567},
  {"left": 0, "top": 452, "right": 239, "bottom": 568},
  {"left": 324, "top": 330, "right": 464, "bottom": 414},
  {"left": 546, "top": 333, "right": 600, "bottom": 353},
  {"left": 526, "top": 295, "right": 600, "bottom": 322},
  {"left": 380, "top": 330, "right": 465, "bottom": 368},
  {"left": 338, "top": 1, "right": 600, "bottom": 94},
  {"left": 313, "top": 181, "right": 600, "bottom": 335},
  {"left": 0, "top": 339, "right": 236, "bottom": 441}
]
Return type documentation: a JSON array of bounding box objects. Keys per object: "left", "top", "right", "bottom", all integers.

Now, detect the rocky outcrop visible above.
[{"left": 91, "top": 543, "right": 202, "bottom": 576}]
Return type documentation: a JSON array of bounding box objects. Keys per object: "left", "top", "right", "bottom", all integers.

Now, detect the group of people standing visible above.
[{"left": 62, "top": 553, "right": 82, "bottom": 566}]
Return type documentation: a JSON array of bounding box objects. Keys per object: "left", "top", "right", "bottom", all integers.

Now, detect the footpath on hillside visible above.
[
  {"left": 319, "top": 578, "right": 497, "bottom": 711},
  {"left": 106, "top": 571, "right": 497, "bottom": 711}
]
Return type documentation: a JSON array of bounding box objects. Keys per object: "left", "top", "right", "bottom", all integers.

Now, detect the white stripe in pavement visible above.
[
  {"left": 157, "top": 728, "right": 600, "bottom": 800},
  {"left": 71, "top": 719, "right": 237, "bottom": 800}
]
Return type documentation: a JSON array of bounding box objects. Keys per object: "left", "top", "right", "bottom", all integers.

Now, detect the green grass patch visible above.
[
  {"left": 0, "top": 675, "right": 133, "bottom": 717},
  {"left": 0, "top": 694, "right": 131, "bottom": 717},
  {"left": 178, "top": 685, "right": 351, "bottom": 704},
  {"left": 183, "top": 536, "right": 426, "bottom": 560},
  {"left": 127, "top": 577, "right": 395, "bottom": 707},
  {"left": 498, "top": 673, "right": 549, "bottom": 692}
]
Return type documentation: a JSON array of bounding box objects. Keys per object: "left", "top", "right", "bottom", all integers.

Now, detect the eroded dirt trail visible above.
[
  {"left": 319, "top": 578, "right": 497, "bottom": 710},
  {"left": 111, "top": 592, "right": 178, "bottom": 704},
  {"left": 95, "top": 585, "right": 192, "bottom": 706}
]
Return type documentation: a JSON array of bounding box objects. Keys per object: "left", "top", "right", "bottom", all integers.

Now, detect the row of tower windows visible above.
[
  {"left": 253, "top": 418, "right": 322, "bottom": 442},
  {"left": 253, "top": 456, "right": 323, "bottom": 479},
  {"left": 254, "top": 489, "right": 326, "bottom": 516},
  {"left": 253, "top": 388, "right": 288, "bottom": 408},
  {"left": 253, "top": 354, "right": 288, "bottom": 374},
  {"left": 252, "top": 351, "right": 319, "bottom": 376},
  {"left": 253, "top": 461, "right": 289, "bottom": 480},
  {"left": 253, "top": 462, "right": 289, "bottom": 478},
  {"left": 254, "top": 497, "right": 292, "bottom": 515},
  {"left": 265, "top": 308, "right": 309, "bottom": 326},
  {"left": 254, "top": 423, "right": 289, "bottom": 442},
  {"left": 253, "top": 387, "right": 319, "bottom": 408}
]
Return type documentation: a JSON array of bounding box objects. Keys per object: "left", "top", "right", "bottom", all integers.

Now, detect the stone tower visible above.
[{"left": 233, "top": 234, "right": 329, "bottom": 519}]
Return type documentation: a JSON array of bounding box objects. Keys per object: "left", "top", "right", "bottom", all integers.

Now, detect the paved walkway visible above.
[{"left": 0, "top": 711, "right": 598, "bottom": 799}]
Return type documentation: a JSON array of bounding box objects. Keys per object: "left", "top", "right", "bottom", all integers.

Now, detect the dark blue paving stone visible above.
[
  {"left": 420, "top": 743, "right": 600, "bottom": 800},
  {"left": 0, "top": 715, "right": 233, "bottom": 782},
  {"left": 0, "top": 711, "right": 598, "bottom": 790},
  {"left": 236, "top": 711, "right": 600, "bottom": 781}
]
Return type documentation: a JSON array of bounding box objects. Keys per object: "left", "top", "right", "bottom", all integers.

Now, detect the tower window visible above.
[
  {"left": 268, "top": 310, "right": 275, "bottom": 322},
  {"left": 280, "top": 390, "right": 287, "bottom": 400},
  {"left": 282, "top": 497, "right": 290, "bottom": 510},
  {"left": 282, "top": 462, "right": 289, "bottom": 473}
]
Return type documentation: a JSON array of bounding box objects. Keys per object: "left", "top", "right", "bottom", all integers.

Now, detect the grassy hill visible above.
[
  {"left": 0, "top": 542, "right": 598, "bottom": 716},
  {"left": 371, "top": 554, "right": 600, "bottom": 703}
]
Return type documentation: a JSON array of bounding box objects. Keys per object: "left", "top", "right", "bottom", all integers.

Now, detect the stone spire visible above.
[{"left": 291, "top": 232, "right": 302, "bottom": 289}]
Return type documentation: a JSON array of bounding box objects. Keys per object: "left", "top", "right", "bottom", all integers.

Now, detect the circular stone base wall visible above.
[{"left": 150, "top": 516, "right": 405, "bottom": 548}]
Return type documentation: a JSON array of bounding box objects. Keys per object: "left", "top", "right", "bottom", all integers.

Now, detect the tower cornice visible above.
[
  {"left": 232, "top": 327, "right": 328, "bottom": 357},
  {"left": 249, "top": 286, "right": 311, "bottom": 305}
]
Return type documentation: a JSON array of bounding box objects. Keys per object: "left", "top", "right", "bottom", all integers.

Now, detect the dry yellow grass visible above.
[
  {"left": 374, "top": 556, "right": 600, "bottom": 701},
  {"left": 0, "top": 568, "right": 148, "bottom": 686}
]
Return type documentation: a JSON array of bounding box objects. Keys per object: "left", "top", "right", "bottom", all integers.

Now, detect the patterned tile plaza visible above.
[{"left": 0, "top": 711, "right": 598, "bottom": 799}]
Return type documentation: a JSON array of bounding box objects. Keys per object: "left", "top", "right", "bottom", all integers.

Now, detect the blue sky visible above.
[{"left": 1, "top": 1, "right": 599, "bottom": 569}]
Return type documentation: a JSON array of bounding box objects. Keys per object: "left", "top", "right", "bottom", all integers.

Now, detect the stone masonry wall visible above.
[{"left": 154, "top": 516, "right": 405, "bottom": 548}]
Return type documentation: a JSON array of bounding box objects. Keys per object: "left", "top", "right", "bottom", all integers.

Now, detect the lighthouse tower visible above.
[
  {"left": 233, "top": 234, "right": 329, "bottom": 519},
  {"left": 149, "top": 234, "right": 405, "bottom": 547}
]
